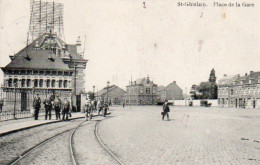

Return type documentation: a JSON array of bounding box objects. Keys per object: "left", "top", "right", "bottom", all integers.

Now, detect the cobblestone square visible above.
[{"left": 99, "top": 106, "right": 260, "bottom": 165}]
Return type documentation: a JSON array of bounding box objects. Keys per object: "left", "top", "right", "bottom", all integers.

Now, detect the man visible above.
[
  {"left": 162, "top": 100, "right": 170, "bottom": 121},
  {"left": 97, "top": 100, "right": 103, "bottom": 116},
  {"left": 33, "top": 94, "right": 41, "bottom": 120},
  {"left": 94, "top": 100, "right": 97, "bottom": 111},
  {"left": 103, "top": 102, "right": 109, "bottom": 117},
  {"left": 62, "top": 98, "right": 70, "bottom": 121},
  {"left": 43, "top": 94, "right": 52, "bottom": 120},
  {"left": 53, "top": 96, "right": 62, "bottom": 120}
]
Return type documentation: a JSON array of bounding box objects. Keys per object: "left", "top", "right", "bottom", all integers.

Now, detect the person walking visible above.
[
  {"left": 97, "top": 100, "right": 103, "bottom": 116},
  {"left": 53, "top": 96, "right": 62, "bottom": 120},
  {"left": 162, "top": 100, "right": 170, "bottom": 121},
  {"left": 94, "top": 100, "right": 97, "bottom": 111},
  {"left": 103, "top": 102, "right": 109, "bottom": 117},
  {"left": 43, "top": 94, "right": 52, "bottom": 120},
  {"left": 33, "top": 94, "right": 41, "bottom": 120},
  {"left": 62, "top": 98, "right": 70, "bottom": 121}
]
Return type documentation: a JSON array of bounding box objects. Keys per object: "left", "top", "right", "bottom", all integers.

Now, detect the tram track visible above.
[{"left": 8, "top": 120, "right": 87, "bottom": 165}]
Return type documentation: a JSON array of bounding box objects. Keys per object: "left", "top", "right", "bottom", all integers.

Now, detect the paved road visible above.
[{"left": 98, "top": 106, "right": 260, "bottom": 165}]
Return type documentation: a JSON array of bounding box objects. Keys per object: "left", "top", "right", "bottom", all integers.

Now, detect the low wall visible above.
[{"left": 169, "top": 99, "right": 218, "bottom": 107}]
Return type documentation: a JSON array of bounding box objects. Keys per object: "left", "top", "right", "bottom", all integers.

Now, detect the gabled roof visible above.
[
  {"left": 96, "top": 85, "right": 126, "bottom": 97},
  {"left": 5, "top": 49, "right": 71, "bottom": 70},
  {"left": 161, "top": 82, "right": 182, "bottom": 91},
  {"left": 135, "top": 78, "right": 146, "bottom": 85},
  {"left": 218, "top": 75, "right": 238, "bottom": 86}
]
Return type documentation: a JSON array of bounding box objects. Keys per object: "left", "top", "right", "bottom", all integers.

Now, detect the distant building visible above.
[
  {"left": 158, "top": 81, "right": 183, "bottom": 102},
  {"left": 218, "top": 71, "right": 260, "bottom": 108},
  {"left": 95, "top": 85, "right": 126, "bottom": 105},
  {"left": 125, "top": 77, "right": 158, "bottom": 105}
]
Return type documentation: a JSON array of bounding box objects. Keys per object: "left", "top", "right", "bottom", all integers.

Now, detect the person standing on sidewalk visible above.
[
  {"left": 53, "top": 96, "right": 62, "bottom": 120},
  {"left": 103, "top": 102, "right": 109, "bottom": 117},
  {"left": 62, "top": 98, "right": 70, "bottom": 121},
  {"left": 43, "top": 94, "right": 52, "bottom": 120},
  {"left": 33, "top": 94, "right": 41, "bottom": 120},
  {"left": 162, "top": 100, "right": 170, "bottom": 121}
]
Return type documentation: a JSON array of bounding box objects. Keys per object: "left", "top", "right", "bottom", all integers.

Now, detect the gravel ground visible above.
[
  {"left": 73, "top": 116, "right": 118, "bottom": 165},
  {"left": 0, "top": 119, "right": 83, "bottom": 164},
  {"left": 98, "top": 106, "right": 260, "bottom": 165}
]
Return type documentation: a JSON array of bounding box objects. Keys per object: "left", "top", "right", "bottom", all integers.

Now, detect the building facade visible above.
[
  {"left": 95, "top": 85, "right": 126, "bottom": 104},
  {"left": 1, "top": 31, "right": 87, "bottom": 112},
  {"left": 218, "top": 71, "right": 260, "bottom": 108},
  {"left": 158, "top": 81, "right": 183, "bottom": 102},
  {"left": 125, "top": 77, "right": 158, "bottom": 105}
]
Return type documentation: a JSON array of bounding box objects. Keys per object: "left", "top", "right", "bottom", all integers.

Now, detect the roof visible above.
[
  {"left": 3, "top": 33, "right": 86, "bottom": 70},
  {"left": 135, "top": 78, "right": 146, "bottom": 85},
  {"left": 96, "top": 85, "right": 126, "bottom": 96},
  {"left": 161, "top": 82, "right": 182, "bottom": 91},
  {"left": 5, "top": 49, "right": 71, "bottom": 70},
  {"left": 218, "top": 75, "right": 238, "bottom": 86},
  {"left": 158, "top": 85, "right": 165, "bottom": 91},
  {"left": 235, "top": 72, "right": 260, "bottom": 85}
]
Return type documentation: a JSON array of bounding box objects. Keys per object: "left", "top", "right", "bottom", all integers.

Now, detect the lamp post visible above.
[
  {"left": 14, "top": 82, "right": 17, "bottom": 119},
  {"left": 107, "top": 81, "right": 110, "bottom": 103},
  {"left": 93, "top": 85, "right": 95, "bottom": 100}
]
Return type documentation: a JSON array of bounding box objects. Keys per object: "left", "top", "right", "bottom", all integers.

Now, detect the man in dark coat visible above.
[
  {"left": 33, "top": 94, "right": 41, "bottom": 120},
  {"left": 43, "top": 95, "right": 52, "bottom": 120},
  {"left": 62, "top": 98, "right": 70, "bottom": 121},
  {"left": 162, "top": 100, "right": 170, "bottom": 120},
  {"left": 53, "top": 96, "right": 62, "bottom": 120},
  {"left": 103, "top": 102, "right": 109, "bottom": 117}
]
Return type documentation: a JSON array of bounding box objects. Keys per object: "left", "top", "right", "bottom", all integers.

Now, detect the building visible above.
[
  {"left": 125, "top": 77, "right": 158, "bottom": 105},
  {"left": 95, "top": 85, "right": 126, "bottom": 104},
  {"left": 158, "top": 81, "right": 183, "bottom": 102},
  {"left": 218, "top": 71, "right": 260, "bottom": 108},
  {"left": 1, "top": 31, "right": 87, "bottom": 112}
]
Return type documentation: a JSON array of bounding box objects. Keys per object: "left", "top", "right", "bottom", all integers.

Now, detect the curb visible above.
[{"left": 0, "top": 116, "right": 85, "bottom": 137}]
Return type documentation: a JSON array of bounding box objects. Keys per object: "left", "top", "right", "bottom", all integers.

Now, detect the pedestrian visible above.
[
  {"left": 162, "top": 100, "right": 170, "bottom": 121},
  {"left": 97, "top": 100, "right": 103, "bottom": 116},
  {"left": 62, "top": 98, "right": 70, "bottom": 121},
  {"left": 53, "top": 96, "right": 62, "bottom": 120},
  {"left": 43, "top": 94, "right": 52, "bottom": 120},
  {"left": 33, "top": 93, "right": 41, "bottom": 120},
  {"left": 123, "top": 102, "right": 125, "bottom": 108},
  {"left": 94, "top": 100, "right": 97, "bottom": 111},
  {"left": 103, "top": 102, "right": 109, "bottom": 117}
]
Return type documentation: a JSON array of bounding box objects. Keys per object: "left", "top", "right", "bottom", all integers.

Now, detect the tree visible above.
[
  {"left": 209, "top": 68, "right": 216, "bottom": 83},
  {"left": 87, "top": 91, "right": 95, "bottom": 100}
]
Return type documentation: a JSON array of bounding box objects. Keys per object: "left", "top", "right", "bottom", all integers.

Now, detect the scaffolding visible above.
[{"left": 29, "top": 0, "right": 64, "bottom": 42}]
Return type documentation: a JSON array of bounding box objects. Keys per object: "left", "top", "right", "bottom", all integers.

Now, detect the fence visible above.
[{"left": 0, "top": 109, "right": 45, "bottom": 121}]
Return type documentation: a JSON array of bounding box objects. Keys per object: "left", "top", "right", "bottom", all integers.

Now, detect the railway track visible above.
[
  {"left": 8, "top": 120, "right": 86, "bottom": 165},
  {"left": 94, "top": 119, "right": 125, "bottom": 165}
]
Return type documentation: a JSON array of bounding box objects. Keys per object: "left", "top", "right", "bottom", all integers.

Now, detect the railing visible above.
[{"left": 0, "top": 110, "right": 45, "bottom": 121}]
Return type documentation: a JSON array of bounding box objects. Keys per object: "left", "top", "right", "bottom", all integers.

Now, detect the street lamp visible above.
[
  {"left": 93, "top": 85, "right": 95, "bottom": 100},
  {"left": 107, "top": 81, "right": 110, "bottom": 102}
]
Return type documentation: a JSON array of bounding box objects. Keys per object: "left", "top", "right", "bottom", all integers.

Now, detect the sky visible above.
[{"left": 0, "top": 0, "right": 259, "bottom": 93}]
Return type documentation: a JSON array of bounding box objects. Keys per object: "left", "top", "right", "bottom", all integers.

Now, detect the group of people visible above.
[
  {"left": 33, "top": 94, "right": 71, "bottom": 121},
  {"left": 84, "top": 100, "right": 109, "bottom": 120}
]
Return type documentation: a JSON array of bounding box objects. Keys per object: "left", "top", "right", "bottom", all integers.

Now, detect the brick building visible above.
[
  {"left": 1, "top": 31, "right": 87, "bottom": 112},
  {"left": 158, "top": 81, "right": 183, "bottom": 102},
  {"left": 95, "top": 85, "right": 126, "bottom": 105},
  {"left": 218, "top": 71, "right": 260, "bottom": 108},
  {"left": 125, "top": 77, "right": 158, "bottom": 105}
]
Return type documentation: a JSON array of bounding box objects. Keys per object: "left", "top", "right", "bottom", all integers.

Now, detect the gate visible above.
[{"left": 21, "top": 90, "right": 27, "bottom": 111}]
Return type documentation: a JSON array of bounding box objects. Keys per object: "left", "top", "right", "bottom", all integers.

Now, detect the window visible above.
[
  {"left": 34, "top": 79, "right": 38, "bottom": 87},
  {"left": 146, "top": 88, "right": 150, "bottom": 94},
  {"left": 231, "top": 89, "right": 234, "bottom": 95},
  {"left": 39, "top": 79, "right": 43, "bottom": 87},
  {"left": 46, "top": 80, "right": 50, "bottom": 88},
  {"left": 8, "top": 79, "right": 12, "bottom": 87},
  {"left": 21, "top": 79, "right": 26, "bottom": 87},
  {"left": 13, "top": 79, "right": 18, "bottom": 86},
  {"left": 27, "top": 79, "right": 31, "bottom": 87},
  {"left": 51, "top": 80, "right": 55, "bottom": 87},
  {"left": 59, "top": 80, "right": 62, "bottom": 88},
  {"left": 64, "top": 80, "right": 68, "bottom": 88}
]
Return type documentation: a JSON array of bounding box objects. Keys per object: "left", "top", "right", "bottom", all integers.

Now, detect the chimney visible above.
[
  {"left": 76, "top": 36, "right": 83, "bottom": 56},
  {"left": 223, "top": 74, "right": 227, "bottom": 77},
  {"left": 250, "top": 71, "right": 254, "bottom": 74},
  {"left": 173, "top": 81, "right": 176, "bottom": 84},
  {"left": 245, "top": 73, "right": 248, "bottom": 76}
]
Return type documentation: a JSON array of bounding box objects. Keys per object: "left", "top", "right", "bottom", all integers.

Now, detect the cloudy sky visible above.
[{"left": 0, "top": 0, "right": 259, "bottom": 92}]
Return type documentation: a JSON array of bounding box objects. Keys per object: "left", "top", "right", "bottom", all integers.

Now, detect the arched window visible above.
[
  {"left": 39, "top": 79, "right": 43, "bottom": 87},
  {"left": 13, "top": 79, "right": 18, "bottom": 87},
  {"left": 21, "top": 79, "right": 26, "bottom": 87},
  {"left": 51, "top": 80, "right": 55, "bottom": 88},
  {"left": 64, "top": 80, "right": 68, "bottom": 88},
  {"left": 27, "top": 79, "right": 31, "bottom": 87},
  {"left": 59, "top": 80, "right": 62, "bottom": 88},
  {"left": 34, "top": 79, "right": 38, "bottom": 87},
  {"left": 46, "top": 80, "right": 50, "bottom": 88},
  {"left": 8, "top": 79, "right": 12, "bottom": 87}
]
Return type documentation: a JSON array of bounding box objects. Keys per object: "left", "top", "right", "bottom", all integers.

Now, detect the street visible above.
[{"left": 99, "top": 106, "right": 260, "bottom": 165}]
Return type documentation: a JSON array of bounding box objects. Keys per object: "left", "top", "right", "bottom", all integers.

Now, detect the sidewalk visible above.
[{"left": 0, "top": 112, "right": 86, "bottom": 136}]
